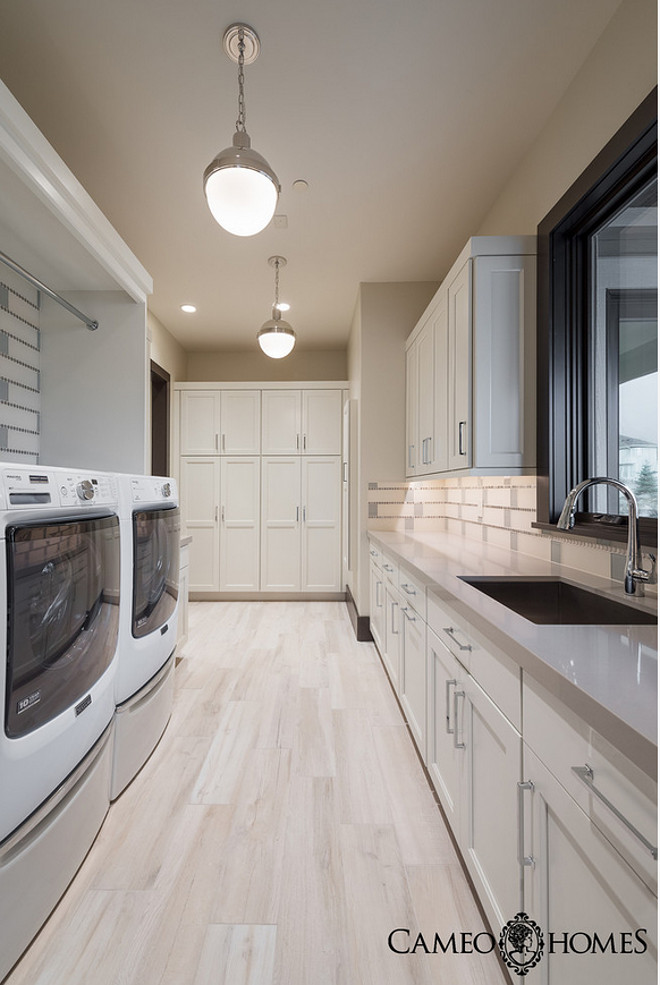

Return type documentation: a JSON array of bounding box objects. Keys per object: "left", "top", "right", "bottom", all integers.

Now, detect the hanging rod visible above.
[{"left": 0, "top": 249, "right": 99, "bottom": 331}]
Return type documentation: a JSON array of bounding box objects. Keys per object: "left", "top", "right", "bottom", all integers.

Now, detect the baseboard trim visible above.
[
  {"left": 189, "top": 591, "right": 346, "bottom": 602},
  {"left": 345, "top": 584, "right": 373, "bottom": 642}
]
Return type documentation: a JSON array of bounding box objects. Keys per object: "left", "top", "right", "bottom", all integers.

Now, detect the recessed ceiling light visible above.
[{"left": 180, "top": 304, "right": 197, "bottom": 313}]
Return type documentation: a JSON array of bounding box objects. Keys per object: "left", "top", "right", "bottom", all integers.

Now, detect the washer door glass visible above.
[
  {"left": 132, "top": 506, "right": 180, "bottom": 638},
  {"left": 5, "top": 513, "right": 120, "bottom": 737}
]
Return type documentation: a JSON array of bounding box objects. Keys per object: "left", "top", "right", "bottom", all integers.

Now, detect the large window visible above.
[{"left": 537, "top": 89, "right": 657, "bottom": 546}]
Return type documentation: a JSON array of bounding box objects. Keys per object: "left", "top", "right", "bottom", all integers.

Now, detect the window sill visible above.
[{"left": 532, "top": 519, "right": 657, "bottom": 550}]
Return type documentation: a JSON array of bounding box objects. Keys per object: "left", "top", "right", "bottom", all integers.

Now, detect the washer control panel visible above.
[
  {"left": 59, "top": 472, "right": 118, "bottom": 506},
  {"left": 130, "top": 476, "right": 177, "bottom": 504}
]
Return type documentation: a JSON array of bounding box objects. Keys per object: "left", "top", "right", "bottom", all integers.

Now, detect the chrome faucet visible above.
[{"left": 557, "top": 477, "right": 655, "bottom": 596}]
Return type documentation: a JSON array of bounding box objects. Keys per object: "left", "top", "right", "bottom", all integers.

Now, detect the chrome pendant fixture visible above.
[
  {"left": 203, "top": 24, "right": 280, "bottom": 237},
  {"left": 258, "top": 256, "right": 296, "bottom": 358}
]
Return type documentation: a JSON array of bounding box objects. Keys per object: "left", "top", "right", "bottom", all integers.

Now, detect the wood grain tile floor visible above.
[{"left": 3, "top": 601, "right": 505, "bottom": 985}]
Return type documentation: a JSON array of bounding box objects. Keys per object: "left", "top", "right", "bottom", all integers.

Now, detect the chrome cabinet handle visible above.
[
  {"left": 296, "top": 433, "right": 300, "bottom": 450},
  {"left": 443, "top": 627, "right": 472, "bottom": 652},
  {"left": 296, "top": 506, "right": 300, "bottom": 522},
  {"left": 369, "top": 549, "right": 378, "bottom": 557},
  {"left": 445, "top": 679, "right": 457, "bottom": 734},
  {"left": 458, "top": 420, "right": 467, "bottom": 456},
  {"left": 401, "top": 583, "right": 416, "bottom": 596},
  {"left": 453, "top": 690, "right": 465, "bottom": 749},
  {"left": 303, "top": 433, "right": 307, "bottom": 451},
  {"left": 215, "top": 433, "right": 220, "bottom": 451},
  {"left": 376, "top": 580, "right": 383, "bottom": 608},
  {"left": 383, "top": 564, "right": 394, "bottom": 573},
  {"left": 343, "top": 461, "right": 348, "bottom": 482},
  {"left": 572, "top": 765, "right": 658, "bottom": 860},
  {"left": 221, "top": 505, "right": 225, "bottom": 523},
  {"left": 402, "top": 606, "right": 416, "bottom": 622},
  {"left": 517, "top": 780, "right": 535, "bottom": 873},
  {"left": 390, "top": 601, "right": 399, "bottom": 634},
  {"left": 302, "top": 506, "right": 306, "bottom": 522},
  {"left": 408, "top": 444, "right": 415, "bottom": 469},
  {"left": 214, "top": 505, "right": 218, "bottom": 522},
  {"left": 222, "top": 433, "right": 226, "bottom": 453}
]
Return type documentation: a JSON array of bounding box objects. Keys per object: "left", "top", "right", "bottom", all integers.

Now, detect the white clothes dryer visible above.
[
  {"left": 0, "top": 463, "right": 120, "bottom": 979},
  {"left": 111, "top": 473, "right": 180, "bottom": 799}
]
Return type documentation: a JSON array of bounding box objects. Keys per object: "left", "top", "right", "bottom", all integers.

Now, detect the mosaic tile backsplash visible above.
[{"left": 367, "top": 476, "right": 656, "bottom": 588}]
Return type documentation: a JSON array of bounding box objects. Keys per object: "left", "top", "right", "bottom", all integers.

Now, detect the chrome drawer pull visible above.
[
  {"left": 390, "top": 601, "right": 399, "bottom": 634},
  {"left": 402, "top": 606, "right": 416, "bottom": 622},
  {"left": 443, "top": 627, "right": 472, "bottom": 652},
  {"left": 383, "top": 564, "right": 394, "bottom": 572},
  {"left": 517, "top": 781, "right": 535, "bottom": 879},
  {"left": 370, "top": 549, "right": 378, "bottom": 557},
  {"left": 572, "top": 765, "right": 658, "bottom": 860},
  {"left": 401, "top": 583, "right": 417, "bottom": 595}
]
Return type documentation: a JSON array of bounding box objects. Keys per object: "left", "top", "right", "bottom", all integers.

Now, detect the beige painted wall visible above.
[
  {"left": 148, "top": 310, "right": 187, "bottom": 381},
  {"left": 478, "top": 0, "right": 657, "bottom": 235},
  {"left": 185, "top": 348, "right": 347, "bottom": 382}
]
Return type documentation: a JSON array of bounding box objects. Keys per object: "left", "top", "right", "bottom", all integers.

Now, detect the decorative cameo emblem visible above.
[{"left": 498, "top": 912, "right": 544, "bottom": 976}]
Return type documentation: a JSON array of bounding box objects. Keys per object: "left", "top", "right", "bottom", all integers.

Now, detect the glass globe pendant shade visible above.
[
  {"left": 257, "top": 314, "right": 296, "bottom": 359},
  {"left": 204, "top": 131, "right": 279, "bottom": 237}
]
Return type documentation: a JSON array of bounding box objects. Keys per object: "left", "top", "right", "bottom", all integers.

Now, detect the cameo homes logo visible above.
[{"left": 388, "top": 913, "right": 649, "bottom": 976}]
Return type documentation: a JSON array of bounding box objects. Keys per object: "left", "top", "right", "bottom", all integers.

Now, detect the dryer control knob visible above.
[
  {"left": 76, "top": 479, "right": 95, "bottom": 501},
  {"left": 162, "top": 482, "right": 171, "bottom": 497}
]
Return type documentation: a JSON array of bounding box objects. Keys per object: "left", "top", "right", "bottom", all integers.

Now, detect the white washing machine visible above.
[
  {"left": 111, "top": 473, "right": 180, "bottom": 799},
  {"left": 0, "top": 463, "right": 120, "bottom": 979}
]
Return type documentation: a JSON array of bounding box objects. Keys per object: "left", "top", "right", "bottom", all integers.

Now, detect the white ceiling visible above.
[{"left": 0, "top": 0, "right": 622, "bottom": 352}]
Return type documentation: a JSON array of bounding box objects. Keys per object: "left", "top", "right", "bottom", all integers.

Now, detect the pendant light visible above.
[
  {"left": 258, "top": 256, "right": 296, "bottom": 358},
  {"left": 203, "top": 24, "right": 280, "bottom": 237}
]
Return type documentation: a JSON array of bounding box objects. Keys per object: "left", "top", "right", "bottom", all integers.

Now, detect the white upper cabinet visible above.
[
  {"left": 220, "top": 390, "right": 261, "bottom": 455},
  {"left": 180, "top": 391, "right": 222, "bottom": 456},
  {"left": 405, "top": 236, "right": 536, "bottom": 478},
  {"left": 262, "top": 388, "right": 342, "bottom": 455}
]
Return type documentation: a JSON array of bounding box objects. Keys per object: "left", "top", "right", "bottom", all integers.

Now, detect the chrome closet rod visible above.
[{"left": 0, "top": 248, "right": 99, "bottom": 331}]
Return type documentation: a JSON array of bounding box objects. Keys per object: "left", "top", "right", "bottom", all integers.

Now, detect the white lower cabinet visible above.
[
  {"left": 426, "top": 627, "right": 465, "bottom": 832},
  {"left": 521, "top": 744, "right": 657, "bottom": 985},
  {"left": 180, "top": 456, "right": 260, "bottom": 592},
  {"left": 399, "top": 601, "right": 426, "bottom": 753},
  {"left": 382, "top": 578, "right": 401, "bottom": 691},
  {"left": 369, "top": 557, "right": 385, "bottom": 652},
  {"left": 261, "top": 456, "right": 341, "bottom": 592}
]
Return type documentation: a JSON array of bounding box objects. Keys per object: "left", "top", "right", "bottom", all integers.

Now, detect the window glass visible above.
[{"left": 588, "top": 177, "right": 658, "bottom": 517}]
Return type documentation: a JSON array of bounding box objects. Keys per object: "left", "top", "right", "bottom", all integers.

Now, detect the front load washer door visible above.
[{"left": 132, "top": 506, "right": 180, "bottom": 639}]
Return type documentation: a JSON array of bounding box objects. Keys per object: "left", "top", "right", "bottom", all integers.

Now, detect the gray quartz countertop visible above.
[{"left": 367, "top": 530, "right": 658, "bottom": 779}]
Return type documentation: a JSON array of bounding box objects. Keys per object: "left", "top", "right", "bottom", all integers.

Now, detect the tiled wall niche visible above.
[{"left": 367, "top": 476, "right": 656, "bottom": 588}]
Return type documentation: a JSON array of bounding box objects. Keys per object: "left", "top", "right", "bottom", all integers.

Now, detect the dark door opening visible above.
[{"left": 151, "top": 361, "right": 170, "bottom": 476}]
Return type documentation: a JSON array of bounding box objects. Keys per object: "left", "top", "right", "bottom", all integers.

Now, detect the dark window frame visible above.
[{"left": 535, "top": 88, "right": 658, "bottom": 547}]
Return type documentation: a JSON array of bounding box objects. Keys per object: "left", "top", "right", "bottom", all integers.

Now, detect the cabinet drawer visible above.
[
  {"left": 427, "top": 588, "right": 521, "bottom": 730},
  {"left": 523, "top": 673, "right": 657, "bottom": 894},
  {"left": 381, "top": 552, "right": 399, "bottom": 586},
  {"left": 398, "top": 564, "right": 427, "bottom": 619},
  {"left": 367, "top": 542, "right": 382, "bottom": 568}
]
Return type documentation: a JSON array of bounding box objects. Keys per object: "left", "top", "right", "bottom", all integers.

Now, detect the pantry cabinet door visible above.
[
  {"left": 302, "top": 389, "right": 342, "bottom": 454},
  {"left": 261, "top": 390, "right": 302, "bottom": 454},
  {"left": 522, "top": 746, "right": 657, "bottom": 985},
  {"left": 261, "top": 457, "right": 301, "bottom": 590},
  {"left": 219, "top": 457, "right": 260, "bottom": 590},
  {"left": 301, "top": 456, "right": 341, "bottom": 591},
  {"left": 179, "top": 457, "right": 220, "bottom": 590},
  {"left": 180, "top": 391, "right": 221, "bottom": 455},
  {"left": 220, "top": 390, "right": 261, "bottom": 455}
]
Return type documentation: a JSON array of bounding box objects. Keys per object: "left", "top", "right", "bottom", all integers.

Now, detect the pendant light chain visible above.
[
  {"left": 273, "top": 257, "right": 280, "bottom": 309},
  {"left": 236, "top": 29, "right": 247, "bottom": 133}
]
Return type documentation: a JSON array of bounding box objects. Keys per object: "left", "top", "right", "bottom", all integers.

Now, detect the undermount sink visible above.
[{"left": 458, "top": 577, "right": 657, "bottom": 626}]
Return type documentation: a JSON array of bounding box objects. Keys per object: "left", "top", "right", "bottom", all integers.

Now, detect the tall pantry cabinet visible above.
[{"left": 175, "top": 383, "right": 346, "bottom": 597}]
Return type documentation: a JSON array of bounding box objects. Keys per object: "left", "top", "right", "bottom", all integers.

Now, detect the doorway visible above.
[{"left": 151, "top": 361, "right": 170, "bottom": 476}]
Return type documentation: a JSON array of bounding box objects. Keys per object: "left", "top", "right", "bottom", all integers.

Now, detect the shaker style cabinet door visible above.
[
  {"left": 219, "top": 457, "right": 260, "bottom": 590},
  {"left": 261, "top": 457, "right": 301, "bottom": 590},
  {"left": 179, "top": 457, "right": 220, "bottom": 591},
  {"left": 261, "top": 390, "right": 302, "bottom": 454},
  {"left": 219, "top": 390, "right": 261, "bottom": 455},
  {"left": 301, "top": 456, "right": 341, "bottom": 591},
  {"left": 447, "top": 259, "right": 472, "bottom": 471},
  {"left": 180, "top": 391, "right": 222, "bottom": 456},
  {"left": 302, "top": 389, "right": 342, "bottom": 454}
]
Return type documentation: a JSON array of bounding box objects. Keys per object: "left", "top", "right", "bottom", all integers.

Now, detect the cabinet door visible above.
[
  {"left": 180, "top": 391, "right": 221, "bottom": 455},
  {"left": 261, "top": 457, "right": 301, "bottom": 590},
  {"left": 369, "top": 560, "right": 385, "bottom": 653},
  {"left": 220, "top": 457, "right": 260, "bottom": 590},
  {"left": 522, "top": 746, "right": 657, "bottom": 985},
  {"left": 179, "top": 457, "right": 220, "bottom": 590},
  {"left": 416, "top": 321, "right": 434, "bottom": 474},
  {"left": 220, "top": 390, "right": 261, "bottom": 455},
  {"left": 301, "top": 457, "right": 341, "bottom": 591},
  {"left": 447, "top": 260, "right": 472, "bottom": 470},
  {"left": 400, "top": 603, "right": 426, "bottom": 756},
  {"left": 261, "top": 390, "right": 301, "bottom": 454},
  {"left": 460, "top": 675, "right": 520, "bottom": 934},
  {"left": 405, "top": 341, "right": 418, "bottom": 476},
  {"left": 431, "top": 293, "right": 449, "bottom": 473},
  {"left": 302, "top": 389, "right": 342, "bottom": 454},
  {"left": 383, "top": 581, "right": 401, "bottom": 691},
  {"left": 426, "top": 628, "right": 465, "bottom": 835}
]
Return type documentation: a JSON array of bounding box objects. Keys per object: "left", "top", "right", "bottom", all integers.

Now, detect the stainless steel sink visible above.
[{"left": 458, "top": 577, "right": 657, "bottom": 626}]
